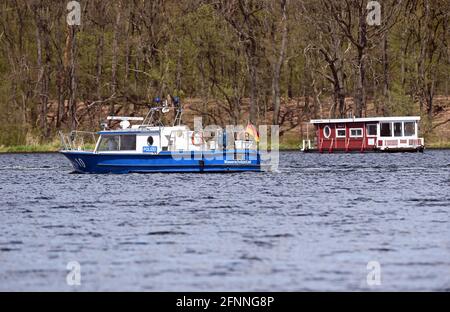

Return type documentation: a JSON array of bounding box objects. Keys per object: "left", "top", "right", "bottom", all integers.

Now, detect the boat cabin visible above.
[
  {"left": 93, "top": 126, "right": 257, "bottom": 154},
  {"left": 303, "top": 116, "right": 424, "bottom": 152}
]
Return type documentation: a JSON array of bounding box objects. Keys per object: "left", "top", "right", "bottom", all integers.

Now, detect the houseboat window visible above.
[
  {"left": 350, "top": 128, "right": 363, "bottom": 138},
  {"left": 147, "top": 136, "right": 154, "bottom": 146},
  {"left": 380, "top": 123, "right": 392, "bottom": 137},
  {"left": 119, "top": 135, "right": 136, "bottom": 151},
  {"left": 97, "top": 135, "right": 136, "bottom": 151},
  {"left": 323, "top": 126, "right": 331, "bottom": 138},
  {"left": 336, "top": 128, "right": 346, "bottom": 138},
  {"left": 394, "top": 122, "right": 403, "bottom": 137},
  {"left": 404, "top": 122, "right": 415, "bottom": 136},
  {"left": 366, "top": 124, "right": 377, "bottom": 136}
]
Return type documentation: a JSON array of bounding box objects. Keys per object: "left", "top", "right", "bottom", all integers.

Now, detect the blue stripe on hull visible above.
[{"left": 60, "top": 151, "right": 261, "bottom": 173}]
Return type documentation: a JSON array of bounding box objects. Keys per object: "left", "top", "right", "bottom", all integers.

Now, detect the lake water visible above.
[{"left": 0, "top": 151, "right": 449, "bottom": 291}]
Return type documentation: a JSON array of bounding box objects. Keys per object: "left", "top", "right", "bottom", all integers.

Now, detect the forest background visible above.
[{"left": 0, "top": 0, "right": 449, "bottom": 152}]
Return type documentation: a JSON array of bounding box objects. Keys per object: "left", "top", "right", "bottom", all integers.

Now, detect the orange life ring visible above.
[{"left": 191, "top": 132, "right": 204, "bottom": 146}]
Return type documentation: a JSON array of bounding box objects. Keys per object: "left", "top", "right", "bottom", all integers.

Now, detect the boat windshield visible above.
[{"left": 97, "top": 135, "right": 137, "bottom": 151}]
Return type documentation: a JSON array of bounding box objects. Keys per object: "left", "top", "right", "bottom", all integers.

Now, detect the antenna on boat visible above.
[{"left": 140, "top": 95, "right": 183, "bottom": 127}]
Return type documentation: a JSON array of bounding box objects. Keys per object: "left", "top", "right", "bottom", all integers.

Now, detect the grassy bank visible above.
[
  {"left": 425, "top": 141, "right": 450, "bottom": 149},
  {"left": 0, "top": 142, "right": 60, "bottom": 153}
]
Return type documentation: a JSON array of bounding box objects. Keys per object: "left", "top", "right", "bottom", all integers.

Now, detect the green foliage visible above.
[{"left": 387, "top": 83, "right": 418, "bottom": 116}]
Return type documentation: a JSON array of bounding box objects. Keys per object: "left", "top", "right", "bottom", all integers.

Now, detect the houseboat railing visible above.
[
  {"left": 377, "top": 137, "right": 424, "bottom": 149},
  {"left": 301, "top": 139, "right": 311, "bottom": 151},
  {"left": 408, "top": 138, "right": 423, "bottom": 146},
  {"left": 59, "top": 131, "right": 98, "bottom": 151}
]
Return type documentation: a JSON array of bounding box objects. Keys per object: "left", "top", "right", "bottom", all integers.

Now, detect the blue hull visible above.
[{"left": 60, "top": 150, "right": 261, "bottom": 173}]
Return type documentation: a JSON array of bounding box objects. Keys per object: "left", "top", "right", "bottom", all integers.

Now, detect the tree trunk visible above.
[
  {"left": 35, "top": 22, "right": 44, "bottom": 134},
  {"left": 96, "top": 31, "right": 104, "bottom": 100},
  {"left": 176, "top": 48, "right": 182, "bottom": 93},
  {"left": 272, "top": 0, "right": 288, "bottom": 125},
  {"left": 382, "top": 32, "right": 390, "bottom": 115},
  {"left": 246, "top": 48, "right": 258, "bottom": 125},
  {"left": 355, "top": 5, "right": 367, "bottom": 117},
  {"left": 334, "top": 34, "right": 345, "bottom": 118},
  {"left": 110, "top": 2, "right": 122, "bottom": 115},
  {"left": 287, "top": 63, "right": 293, "bottom": 98},
  {"left": 35, "top": 6, "right": 50, "bottom": 139},
  {"left": 56, "top": 68, "right": 65, "bottom": 129},
  {"left": 66, "top": 26, "right": 78, "bottom": 131},
  {"left": 124, "top": 9, "right": 131, "bottom": 84},
  {"left": 42, "top": 26, "right": 51, "bottom": 138}
]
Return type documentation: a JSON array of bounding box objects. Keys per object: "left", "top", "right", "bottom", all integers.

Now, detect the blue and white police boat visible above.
[{"left": 59, "top": 100, "right": 261, "bottom": 173}]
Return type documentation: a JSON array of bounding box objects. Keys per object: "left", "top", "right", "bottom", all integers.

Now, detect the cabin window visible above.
[
  {"left": 323, "top": 126, "right": 331, "bottom": 139},
  {"left": 97, "top": 135, "right": 136, "bottom": 151},
  {"left": 336, "top": 128, "right": 346, "bottom": 138},
  {"left": 120, "top": 135, "right": 137, "bottom": 150},
  {"left": 349, "top": 128, "right": 363, "bottom": 138},
  {"left": 394, "top": 122, "right": 403, "bottom": 137},
  {"left": 404, "top": 122, "right": 415, "bottom": 136},
  {"left": 380, "top": 123, "right": 392, "bottom": 137},
  {"left": 366, "top": 124, "right": 377, "bottom": 136},
  {"left": 147, "top": 136, "right": 154, "bottom": 146}
]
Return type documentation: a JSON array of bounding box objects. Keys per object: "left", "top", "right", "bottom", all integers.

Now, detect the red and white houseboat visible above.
[{"left": 302, "top": 116, "right": 424, "bottom": 153}]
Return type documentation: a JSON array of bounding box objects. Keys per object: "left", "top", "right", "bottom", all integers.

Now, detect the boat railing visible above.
[
  {"left": 59, "top": 131, "right": 98, "bottom": 151},
  {"left": 301, "top": 139, "right": 311, "bottom": 151},
  {"left": 234, "top": 140, "right": 257, "bottom": 150},
  {"left": 377, "top": 137, "right": 424, "bottom": 149}
]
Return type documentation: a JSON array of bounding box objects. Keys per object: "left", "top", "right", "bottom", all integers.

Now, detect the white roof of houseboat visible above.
[{"left": 310, "top": 116, "right": 420, "bottom": 124}]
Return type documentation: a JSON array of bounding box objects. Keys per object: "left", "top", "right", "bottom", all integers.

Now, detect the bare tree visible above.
[
  {"left": 29, "top": 0, "right": 52, "bottom": 138},
  {"left": 214, "top": 0, "right": 265, "bottom": 124},
  {"left": 300, "top": 0, "right": 348, "bottom": 118},
  {"left": 328, "top": 0, "right": 402, "bottom": 117},
  {"left": 270, "top": 0, "right": 289, "bottom": 125},
  {"left": 64, "top": 24, "right": 78, "bottom": 130}
]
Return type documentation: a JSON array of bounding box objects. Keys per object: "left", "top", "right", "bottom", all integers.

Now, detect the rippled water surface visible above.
[{"left": 0, "top": 151, "right": 449, "bottom": 291}]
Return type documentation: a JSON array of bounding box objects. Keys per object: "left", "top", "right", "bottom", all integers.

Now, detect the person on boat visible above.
[
  {"left": 107, "top": 136, "right": 118, "bottom": 151},
  {"left": 166, "top": 94, "right": 173, "bottom": 107}
]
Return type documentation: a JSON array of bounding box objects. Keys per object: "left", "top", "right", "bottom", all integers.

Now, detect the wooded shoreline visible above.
[{"left": 1, "top": 1, "right": 449, "bottom": 148}]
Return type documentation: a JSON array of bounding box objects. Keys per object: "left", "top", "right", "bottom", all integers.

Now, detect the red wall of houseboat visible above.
[{"left": 316, "top": 122, "right": 377, "bottom": 152}]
